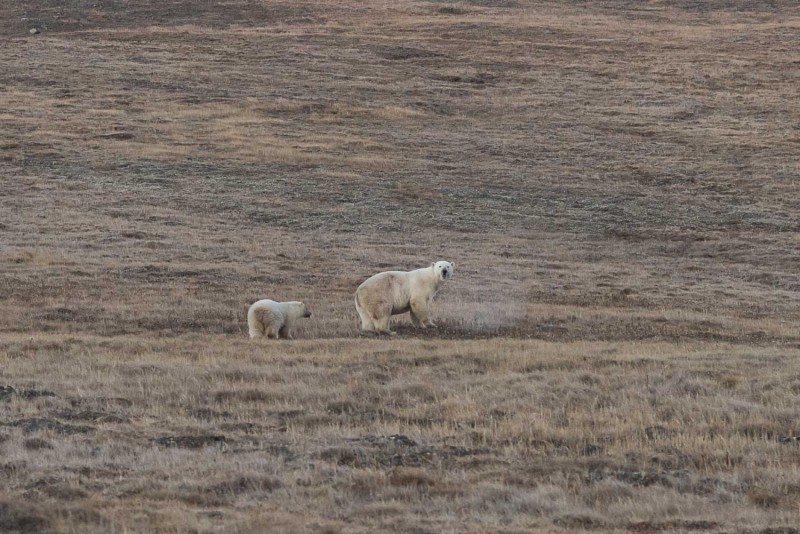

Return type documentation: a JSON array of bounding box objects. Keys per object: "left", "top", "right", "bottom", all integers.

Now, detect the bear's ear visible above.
[
  {"left": 431, "top": 262, "right": 435, "bottom": 268},
  {"left": 451, "top": 261, "right": 456, "bottom": 269}
]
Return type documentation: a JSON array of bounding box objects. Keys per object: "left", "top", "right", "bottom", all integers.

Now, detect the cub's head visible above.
[{"left": 432, "top": 260, "right": 456, "bottom": 281}]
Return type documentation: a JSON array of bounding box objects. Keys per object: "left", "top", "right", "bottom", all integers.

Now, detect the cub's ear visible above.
[
  {"left": 431, "top": 262, "right": 436, "bottom": 267},
  {"left": 450, "top": 261, "right": 456, "bottom": 269}
]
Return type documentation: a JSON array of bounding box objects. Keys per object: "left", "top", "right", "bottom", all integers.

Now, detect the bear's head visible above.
[
  {"left": 432, "top": 260, "right": 455, "bottom": 281},
  {"left": 289, "top": 301, "right": 312, "bottom": 318}
]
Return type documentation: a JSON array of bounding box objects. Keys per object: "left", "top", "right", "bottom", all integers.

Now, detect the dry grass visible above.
[
  {"left": 2, "top": 335, "right": 800, "bottom": 532},
  {"left": 2, "top": 0, "right": 800, "bottom": 531}
]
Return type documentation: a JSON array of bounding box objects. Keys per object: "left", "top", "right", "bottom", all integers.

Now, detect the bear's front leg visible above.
[
  {"left": 424, "top": 296, "right": 437, "bottom": 327},
  {"left": 279, "top": 324, "right": 294, "bottom": 340},
  {"left": 410, "top": 299, "right": 432, "bottom": 328}
]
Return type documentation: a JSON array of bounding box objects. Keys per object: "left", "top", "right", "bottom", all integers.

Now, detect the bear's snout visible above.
[{"left": 304, "top": 310, "right": 312, "bottom": 318}]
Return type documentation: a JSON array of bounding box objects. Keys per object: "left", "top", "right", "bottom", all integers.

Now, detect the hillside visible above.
[{"left": 1, "top": 1, "right": 799, "bottom": 532}]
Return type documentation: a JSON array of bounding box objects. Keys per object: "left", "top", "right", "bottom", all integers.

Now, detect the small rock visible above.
[{"left": 29, "top": 28, "right": 40, "bottom": 35}]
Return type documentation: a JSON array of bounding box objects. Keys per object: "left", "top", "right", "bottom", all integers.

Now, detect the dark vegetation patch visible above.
[
  {"left": 53, "top": 410, "right": 130, "bottom": 424},
  {"left": 40, "top": 307, "right": 94, "bottom": 323},
  {"left": 23, "top": 438, "right": 53, "bottom": 450},
  {"left": 394, "top": 318, "right": 799, "bottom": 345},
  {"left": 7, "top": 418, "right": 94, "bottom": 435},
  {"left": 0, "top": 0, "right": 321, "bottom": 33},
  {"left": 75, "top": 396, "right": 134, "bottom": 408},
  {"left": 0, "top": 386, "right": 16, "bottom": 401},
  {"left": 0, "top": 386, "right": 57, "bottom": 401},
  {"left": 554, "top": 514, "right": 606, "bottom": 530},
  {"left": 152, "top": 434, "right": 227, "bottom": 449},
  {"left": 26, "top": 477, "right": 88, "bottom": 500},
  {"left": 627, "top": 520, "right": 721, "bottom": 533},
  {"left": 0, "top": 501, "right": 52, "bottom": 534},
  {"left": 118, "top": 265, "right": 223, "bottom": 284},
  {"left": 375, "top": 46, "right": 443, "bottom": 61},
  {"left": 319, "top": 435, "right": 499, "bottom": 469},
  {"left": 205, "top": 475, "right": 282, "bottom": 496},
  {"left": 437, "top": 6, "right": 470, "bottom": 15}
]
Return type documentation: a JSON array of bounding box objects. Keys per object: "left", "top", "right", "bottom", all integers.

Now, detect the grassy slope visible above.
[{"left": 1, "top": 0, "right": 799, "bottom": 531}]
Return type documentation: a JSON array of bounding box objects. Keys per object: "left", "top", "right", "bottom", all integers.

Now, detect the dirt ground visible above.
[{"left": 1, "top": 0, "right": 799, "bottom": 532}]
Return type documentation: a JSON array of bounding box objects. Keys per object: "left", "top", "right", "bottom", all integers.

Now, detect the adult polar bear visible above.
[
  {"left": 248, "top": 299, "right": 311, "bottom": 340},
  {"left": 355, "top": 261, "right": 455, "bottom": 335}
]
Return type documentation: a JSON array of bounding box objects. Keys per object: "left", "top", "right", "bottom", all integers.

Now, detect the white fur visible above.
[
  {"left": 354, "top": 261, "right": 455, "bottom": 335},
  {"left": 247, "top": 299, "right": 311, "bottom": 340}
]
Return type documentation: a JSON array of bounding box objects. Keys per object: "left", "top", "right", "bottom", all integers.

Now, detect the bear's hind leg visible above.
[
  {"left": 249, "top": 319, "right": 265, "bottom": 339},
  {"left": 268, "top": 322, "right": 282, "bottom": 339},
  {"left": 373, "top": 313, "right": 396, "bottom": 335},
  {"left": 356, "top": 307, "right": 375, "bottom": 332},
  {"left": 249, "top": 309, "right": 268, "bottom": 338}
]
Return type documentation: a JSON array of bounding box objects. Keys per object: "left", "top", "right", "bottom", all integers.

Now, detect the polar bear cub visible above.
[
  {"left": 247, "top": 299, "right": 311, "bottom": 340},
  {"left": 355, "top": 260, "right": 455, "bottom": 335}
]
